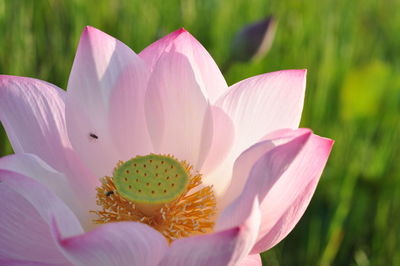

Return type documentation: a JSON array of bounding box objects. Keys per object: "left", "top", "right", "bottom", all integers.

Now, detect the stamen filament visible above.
[{"left": 91, "top": 155, "right": 217, "bottom": 242}]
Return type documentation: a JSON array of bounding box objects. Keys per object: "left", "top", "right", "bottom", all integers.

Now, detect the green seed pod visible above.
[{"left": 113, "top": 154, "right": 190, "bottom": 204}]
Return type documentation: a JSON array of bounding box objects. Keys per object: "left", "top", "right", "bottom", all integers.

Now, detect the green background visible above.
[{"left": 1, "top": 0, "right": 399, "bottom": 265}]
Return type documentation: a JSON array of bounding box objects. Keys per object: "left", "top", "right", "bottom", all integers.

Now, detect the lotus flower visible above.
[{"left": 0, "top": 26, "right": 333, "bottom": 266}]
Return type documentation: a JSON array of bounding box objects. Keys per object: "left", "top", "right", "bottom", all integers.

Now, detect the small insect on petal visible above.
[{"left": 89, "top": 133, "right": 99, "bottom": 139}]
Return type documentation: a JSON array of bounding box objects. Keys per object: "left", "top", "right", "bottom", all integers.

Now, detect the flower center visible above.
[
  {"left": 114, "top": 154, "right": 190, "bottom": 206},
  {"left": 91, "top": 154, "right": 217, "bottom": 242}
]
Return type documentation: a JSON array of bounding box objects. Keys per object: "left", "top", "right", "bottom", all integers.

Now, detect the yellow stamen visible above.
[{"left": 91, "top": 155, "right": 217, "bottom": 242}]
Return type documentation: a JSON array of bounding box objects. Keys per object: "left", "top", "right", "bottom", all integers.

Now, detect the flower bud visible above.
[{"left": 230, "top": 16, "right": 277, "bottom": 63}]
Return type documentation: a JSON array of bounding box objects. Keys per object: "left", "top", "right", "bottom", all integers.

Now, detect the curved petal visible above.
[
  {"left": 161, "top": 196, "right": 260, "bottom": 266},
  {"left": 109, "top": 60, "right": 153, "bottom": 161},
  {"left": 0, "top": 170, "right": 83, "bottom": 264},
  {"left": 219, "top": 129, "right": 311, "bottom": 208},
  {"left": 215, "top": 128, "right": 333, "bottom": 253},
  {"left": 145, "top": 51, "right": 213, "bottom": 169},
  {"left": 201, "top": 106, "right": 235, "bottom": 175},
  {"left": 139, "top": 28, "right": 228, "bottom": 103},
  {"left": 237, "top": 254, "right": 262, "bottom": 266},
  {"left": 0, "top": 75, "right": 68, "bottom": 174},
  {"left": 216, "top": 70, "right": 306, "bottom": 159},
  {"left": 251, "top": 134, "right": 333, "bottom": 253},
  {"left": 216, "top": 191, "right": 260, "bottom": 233},
  {"left": 208, "top": 70, "right": 307, "bottom": 196},
  {"left": 0, "top": 153, "right": 93, "bottom": 230},
  {"left": 66, "top": 26, "right": 144, "bottom": 177},
  {"left": 254, "top": 175, "right": 319, "bottom": 253},
  {"left": 55, "top": 222, "right": 168, "bottom": 266},
  {"left": 217, "top": 130, "right": 311, "bottom": 232},
  {"left": 0, "top": 75, "right": 96, "bottom": 208}
]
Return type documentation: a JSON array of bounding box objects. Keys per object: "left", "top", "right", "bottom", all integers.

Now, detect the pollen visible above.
[{"left": 91, "top": 154, "right": 217, "bottom": 242}]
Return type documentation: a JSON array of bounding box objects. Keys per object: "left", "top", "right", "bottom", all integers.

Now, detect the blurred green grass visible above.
[{"left": 1, "top": 0, "right": 400, "bottom": 265}]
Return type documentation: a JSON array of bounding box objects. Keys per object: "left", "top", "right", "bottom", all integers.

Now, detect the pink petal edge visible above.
[
  {"left": 140, "top": 28, "right": 228, "bottom": 103},
  {"left": 0, "top": 75, "right": 69, "bottom": 175},
  {"left": 207, "top": 70, "right": 307, "bottom": 195},
  {"left": 237, "top": 254, "right": 262, "bottom": 266},
  {"left": 54, "top": 222, "right": 168, "bottom": 266},
  {"left": 0, "top": 153, "right": 95, "bottom": 230},
  {"left": 0, "top": 75, "right": 97, "bottom": 220},
  {"left": 161, "top": 196, "right": 260, "bottom": 266},
  {"left": 0, "top": 170, "right": 82, "bottom": 264},
  {"left": 144, "top": 50, "right": 213, "bottom": 169},
  {"left": 66, "top": 26, "right": 141, "bottom": 178},
  {"left": 216, "top": 128, "right": 333, "bottom": 253},
  {"left": 216, "top": 69, "right": 307, "bottom": 162},
  {"left": 220, "top": 128, "right": 312, "bottom": 208},
  {"left": 252, "top": 134, "right": 333, "bottom": 252}
]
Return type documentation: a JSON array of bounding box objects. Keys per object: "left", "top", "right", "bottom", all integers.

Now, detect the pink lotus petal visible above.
[
  {"left": 201, "top": 106, "right": 235, "bottom": 175},
  {"left": 109, "top": 59, "right": 153, "bottom": 161},
  {"left": 55, "top": 222, "right": 168, "bottom": 266},
  {"left": 0, "top": 75, "right": 96, "bottom": 207},
  {"left": 216, "top": 70, "right": 306, "bottom": 158},
  {"left": 160, "top": 197, "right": 260, "bottom": 266},
  {"left": 216, "top": 190, "right": 260, "bottom": 233},
  {"left": 0, "top": 75, "right": 68, "bottom": 174},
  {"left": 207, "top": 70, "right": 307, "bottom": 195},
  {"left": 223, "top": 129, "right": 311, "bottom": 233},
  {"left": 237, "top": 254, "right": 262, "bottom": 266},
  {"left": 140, "top": 29, "right": 228, "bottom": 103},
  {"left": 220, "top": 128, "right": 311, "bottom": 208},
  {"left": 0, "top": 170, "right": 82, "bottom": 264},
  {"left": 66, "top": 26, "right": 143, "bottom": 178},
  {"left": 145, "top": 51, "right": 213, "bottom": 169},
  {"left": 163, "top": 196, "right": 260, "bottom": 266},
  {"left": 254, "top": 174, "right": 319, "bottom": 253},
  {"left": 215, "top": 129, "right": 332, "bottom": 253},
  {"left": 252, "top": 134, "right": 333, "bottom": 252},
  {"left": 0, "top": 153, "right": 93, "bottom": 230}
]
